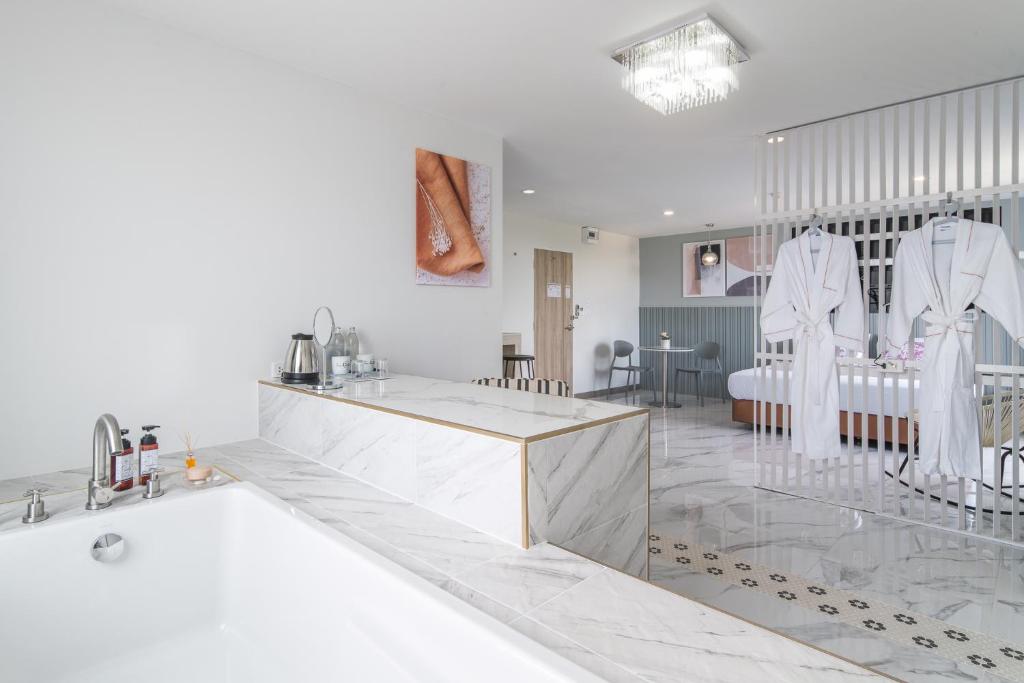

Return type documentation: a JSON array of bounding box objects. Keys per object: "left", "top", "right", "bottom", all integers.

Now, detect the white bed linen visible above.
[{"left": 728, "top": 367, "right": 919, "bottom": 419}]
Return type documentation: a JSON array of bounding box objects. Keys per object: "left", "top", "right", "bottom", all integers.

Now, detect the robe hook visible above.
[
  {"left": 942, "top": 191, "right": 960, "bottom": 218},
  {"left": 808, "top": 210, "right": 823, "bottom": 235}
]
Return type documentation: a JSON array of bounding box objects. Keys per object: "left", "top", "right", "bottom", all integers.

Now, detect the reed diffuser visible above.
[
  {"left": 181, "top": 431, "right": 197, "bottom": 469},
  {"left": 180, "top": 431, "right": 211, "bottom": 482}
]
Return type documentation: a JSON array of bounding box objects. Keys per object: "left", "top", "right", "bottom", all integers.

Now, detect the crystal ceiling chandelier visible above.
[{"left": 612, "top": 15, "right": 748, "bottom": 115}]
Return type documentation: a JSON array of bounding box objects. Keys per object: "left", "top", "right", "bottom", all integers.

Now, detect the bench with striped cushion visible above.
[{"left": 472, "top": 377, "right": 572, "bottom": 397}]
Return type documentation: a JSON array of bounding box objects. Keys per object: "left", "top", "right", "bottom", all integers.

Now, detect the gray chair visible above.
[
  {"left": 608, "top": 340, "right": 652, "bottom": 405},
  {"left": 673, "top": 341, "right": 724, "bottom": 407}
]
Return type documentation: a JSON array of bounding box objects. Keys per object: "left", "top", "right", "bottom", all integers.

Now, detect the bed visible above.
[
  {"left": 731, "top": 367, "right": 1024, "bottom": 511},
  {"left": 728, "top": 366, "right": 919, "bottom": 446}
]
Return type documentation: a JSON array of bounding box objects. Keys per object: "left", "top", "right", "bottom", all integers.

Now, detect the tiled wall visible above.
[
  {"left": 527, "top": 414, "right": 649, "bottom": 578},
  {"left": 258, "top": 384, "right": 523, "bottom": 545}
]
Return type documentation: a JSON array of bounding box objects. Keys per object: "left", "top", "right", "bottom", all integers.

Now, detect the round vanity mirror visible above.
[
  {"left": 309, "top": 306, "right": 339, "bottom": 390},
  {"left": 312, "top": 305, "right": 335, "bottom": 348}
]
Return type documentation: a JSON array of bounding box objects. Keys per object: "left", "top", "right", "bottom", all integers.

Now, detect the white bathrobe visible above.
[
  {"left": 761, "top": 232, "right": 864, "bottom": 459},
  {"left": 887, "top": 218, "right": 1024, "bottom": 479}
]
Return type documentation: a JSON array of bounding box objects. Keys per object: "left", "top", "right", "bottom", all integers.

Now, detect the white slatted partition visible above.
[{"left": 753, "top": 78, "right": 1024, "bottom": 545}]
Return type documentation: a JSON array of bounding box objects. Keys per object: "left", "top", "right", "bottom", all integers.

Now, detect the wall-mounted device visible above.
[
  {"left": 582, "top": 226, "right": 600, "bottom": 244},
  {"left": 566, "top": 303, "right": 584, "bottom": 331}
]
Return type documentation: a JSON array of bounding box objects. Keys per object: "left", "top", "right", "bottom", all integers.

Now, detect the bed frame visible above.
[{"left": 731, "top": 399, "right": 915, "bottom": 447}]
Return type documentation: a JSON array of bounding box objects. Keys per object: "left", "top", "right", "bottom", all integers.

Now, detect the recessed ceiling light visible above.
[
  {"left": 521, "top": 189, "right": 535, "bottom": 195},
  {"left": 767, "top": 137, "right": 774, "bottom": 144},
  {"left": 663, "top": 210, "right": 675, "bottom": 216},
  {"left": 913, "top": 175, "right": 926, "bottom": 182},
  {"left": 776, "top": 135, "right": 785, "bottom": 142}
]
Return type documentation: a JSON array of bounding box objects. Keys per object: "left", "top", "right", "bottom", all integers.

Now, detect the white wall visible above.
[
  {"left": 503, "top": 211, "right": 639, "bottom": 395},
  {"left": 0, "top": 0, "right": 503, "bottom": 479}
]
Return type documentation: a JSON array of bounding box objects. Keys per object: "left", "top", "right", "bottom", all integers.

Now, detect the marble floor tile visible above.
[
  {"left": 319, "top": 517, "right": 452, "bottom": 587},
  {"left": 438, "top": 579, "right": 524, "bottom": 624},
  {"left": 508, "top": 617, "right": 647, "bottom": 683},
  {"left": 643, "top": 572, "right": 943, "bottom": 681},
  {"left": 649, "top": 532, "right": 1024, "bottom": 681},
  {"left": 528, "top": 569, "right": 883, "bottom": 682},
  {"left": 625, "top": 395, "right": 1024, "bottom": 683},
  {"left": 559, "top": 505, "right": 649, "bottom": 578},
  {"left": 350, "top": 499, "right": 518, "bottom": 577},
  {"left": 258, "top": 463, "right": 413, "bottom": 526},
  {"left": 449, "top": 542, "right": 603, "bottom": 614},
  {"left": 225, "top": 450, "right": 516, "bottom": 579}
]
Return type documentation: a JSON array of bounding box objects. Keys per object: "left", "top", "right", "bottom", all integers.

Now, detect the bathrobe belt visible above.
[
  {"left": 795, "top": 310, "right": 832, "bottom": 406},
  {"left": 921, "top": 309, "right": 978, "bottom": 410}
]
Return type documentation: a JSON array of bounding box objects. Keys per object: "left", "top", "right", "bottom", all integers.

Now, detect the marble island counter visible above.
[
  {"left": 259, "top": 375, "right": 650, "bottom": 575},
  {"left": 259, "top": 375, "right": 646, "bottom": 441}
]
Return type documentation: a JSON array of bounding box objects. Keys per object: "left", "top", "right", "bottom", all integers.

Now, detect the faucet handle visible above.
[
  {"left": 142, "top": 468, "right": 166, "bottom": 500},
  {"left": 22, "top": 489, "right": 49, "bottom": 524},
  {"left": 87, "top": 480, "right": 114, "bottom": 510}
]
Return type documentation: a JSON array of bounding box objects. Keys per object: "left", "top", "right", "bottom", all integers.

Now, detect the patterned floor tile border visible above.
[{"left": 648, "top": 533, "right": 1024, "bottom": 682}]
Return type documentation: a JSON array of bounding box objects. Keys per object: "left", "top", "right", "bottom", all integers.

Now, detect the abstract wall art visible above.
[
  {"left": 725, "top": 234, "right": 773, "bottom": 296},
  {"left": 682, "top": 240, "right": 725, "bottom": 297}
]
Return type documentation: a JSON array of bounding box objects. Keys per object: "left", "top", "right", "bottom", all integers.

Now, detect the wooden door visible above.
[{"left": 533, "top": 249, "right": 573, "bottom": 384}]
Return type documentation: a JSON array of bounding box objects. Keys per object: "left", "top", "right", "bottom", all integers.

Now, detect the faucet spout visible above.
[{"left": 88, "top": 413, "right": 122, "bottom": 510}]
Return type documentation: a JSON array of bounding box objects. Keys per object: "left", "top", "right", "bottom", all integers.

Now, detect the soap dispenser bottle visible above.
[
  {"left": 111, "top": 429, "right": 134, "bottom": 491},
  {"left": 138, "top": 425, "right": 161, "bottom": 486}
]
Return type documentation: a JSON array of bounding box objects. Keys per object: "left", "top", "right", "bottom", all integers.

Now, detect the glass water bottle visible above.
[{"left": 346, "top": 327, "right": 359, "bottom": 357}]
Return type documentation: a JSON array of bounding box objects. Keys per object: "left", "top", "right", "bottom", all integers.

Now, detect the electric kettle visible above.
[{"left": 281, "top": 333, "right": 319, "bottom": 384}]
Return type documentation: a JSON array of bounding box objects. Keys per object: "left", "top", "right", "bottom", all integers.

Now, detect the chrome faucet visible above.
[{"left": 87, "top": 413, "right": 123, "bottom": 510}]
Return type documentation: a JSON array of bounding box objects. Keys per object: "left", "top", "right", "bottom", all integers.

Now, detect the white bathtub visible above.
[{"left": 0, "top": 483, "right": 598, "bottom": 682}]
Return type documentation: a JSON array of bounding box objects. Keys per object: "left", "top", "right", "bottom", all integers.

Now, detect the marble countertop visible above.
[
  {"left": 261, "top": 374, "right": 646, "bottom": 441},
  {"left": 0, "top": 442, "right": 882, "bottom": 683}
]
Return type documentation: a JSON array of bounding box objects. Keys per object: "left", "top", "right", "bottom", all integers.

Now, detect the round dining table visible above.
[{"left": 638, "top": 346, "right": 694, "bottom": 408}]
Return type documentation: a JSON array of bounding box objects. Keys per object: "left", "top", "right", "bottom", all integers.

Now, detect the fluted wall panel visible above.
[{"left": 638, "top": 306, "right": 756, "bottom": 399}]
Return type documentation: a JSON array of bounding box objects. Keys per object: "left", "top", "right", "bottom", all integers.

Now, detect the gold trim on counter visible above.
[
  {"left": 259, "top": 380, "right": 648, "bottom": 445},
  {"left": 520, "top": 443, "right": 530, "bottom": 549}
]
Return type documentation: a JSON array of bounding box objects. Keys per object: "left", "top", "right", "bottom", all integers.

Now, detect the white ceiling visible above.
[{"left": 104, "top": 0, "right": 1024, "bottom": 237}]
